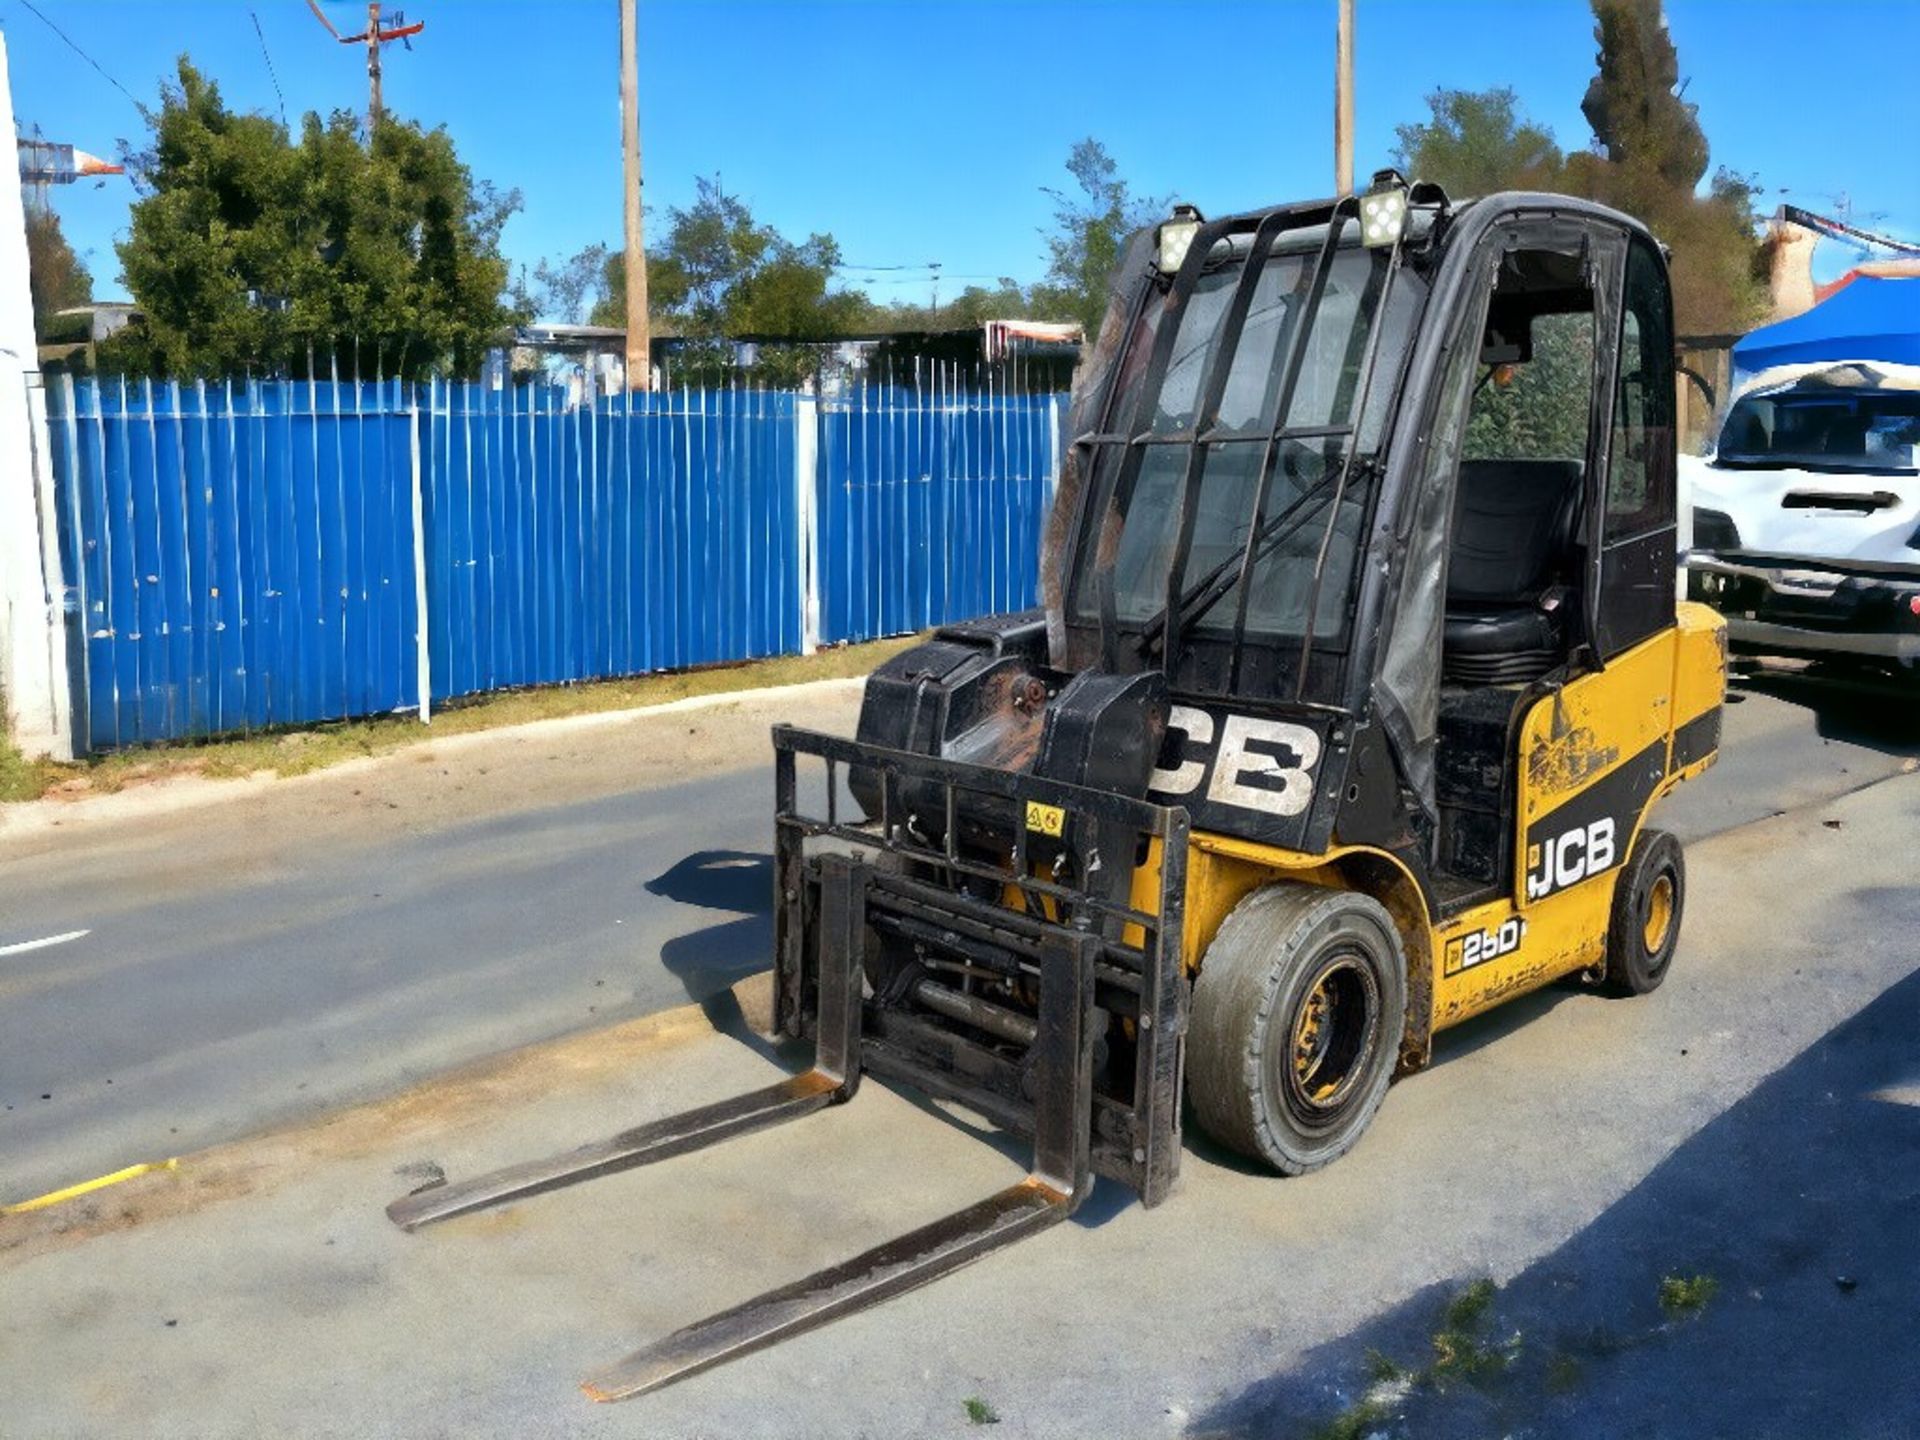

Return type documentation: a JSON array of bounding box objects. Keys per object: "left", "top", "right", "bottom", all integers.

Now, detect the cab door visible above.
[
  {"left": 1511, "top": 231, "right": 1681, "bottom": 923},
  {"left": 1593, "top": 236, "right": 1679, "bottom": 656}
]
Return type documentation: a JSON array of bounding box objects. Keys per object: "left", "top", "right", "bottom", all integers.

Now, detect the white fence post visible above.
[
  {"left": 0, "top": 35, "right": 74, "bottom": 761},
  {"left": 409, "top": 398, "right": 431, "bottom": 723},
  {"left": 795, "top": 393, "right": 820, "bottom": 655}
]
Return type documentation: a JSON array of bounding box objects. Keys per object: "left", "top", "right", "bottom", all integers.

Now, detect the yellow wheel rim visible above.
[
  {"left": 1642, "top": 873, "right": 1675, "bottom": 953},
  {"left": 1277, "top": 953, "right": 1382, "bottom": 1125},
  {"left": 1293, "top": 981, "right": 1333, "bottom": 1098}
]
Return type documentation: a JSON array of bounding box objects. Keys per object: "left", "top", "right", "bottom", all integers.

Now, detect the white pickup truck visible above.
[{"left": 1681, "top": 360, "right": 1920, "bottom": 675}]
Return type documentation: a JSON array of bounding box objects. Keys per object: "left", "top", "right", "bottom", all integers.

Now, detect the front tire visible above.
[
  {"left": 1188, "top": 883, "right": 1407, "bottom": 1175},
  {"left": 1602, "top": 827, "right": 1685, "bottom": 995}
]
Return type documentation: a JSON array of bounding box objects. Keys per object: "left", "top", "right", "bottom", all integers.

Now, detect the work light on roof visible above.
[
  {"left": 1360, "top": 173, "right": 1408, "bottom": 249},
  {"left": 1157, "top": 203, "right": 1205, "bottom": 273}
]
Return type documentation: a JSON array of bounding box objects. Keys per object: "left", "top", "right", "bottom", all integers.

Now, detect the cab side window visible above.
[
  {"left": 1605, "top": 241, "right": 1675, "bottom": 539},
  {"left": 1592, "top": 235, "right": 1678, "bottom": 657},
  {"left": 1463, "top": 309, "right": 1595, "bottom": 464}
]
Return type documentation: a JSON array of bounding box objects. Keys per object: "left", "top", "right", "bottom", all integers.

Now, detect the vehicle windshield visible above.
[
  {"left": 1717, "top": 383, "right": 1920, "bottom": 475},
  {"left": 1069, "top": 229, "right": 1425, "bottom": 697}
]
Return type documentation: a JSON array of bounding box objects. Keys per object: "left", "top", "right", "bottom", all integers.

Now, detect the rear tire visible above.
[
  {"left": 1602, "top": 827, "right": 1685, "bottom": 996},
  {"left": 1188, "top": 883, "right": 1407, "bottom": 1175}
]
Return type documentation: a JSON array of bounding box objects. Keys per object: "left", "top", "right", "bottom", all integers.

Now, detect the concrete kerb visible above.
[{"left": 0, "top": 675, "right": 867, "bottom": 840}]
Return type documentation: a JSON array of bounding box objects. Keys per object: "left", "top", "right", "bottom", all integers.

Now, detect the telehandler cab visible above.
[{"left": 390, "top": 174, "right": 1726, "bottom": 1400}]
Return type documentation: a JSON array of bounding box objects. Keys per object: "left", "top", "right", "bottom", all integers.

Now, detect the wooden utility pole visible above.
[
  {"left": 620, "top": 0, "right": 651, "bottom": 390},
  {"left": 305, "top": 1, "right": 424, "bottom": 131},
  {"left": 1335, "top": 0, "right": 1354, "bottom": 195},
  {"left": 365, "top": 2, "right": 384, "bottom": 126}
]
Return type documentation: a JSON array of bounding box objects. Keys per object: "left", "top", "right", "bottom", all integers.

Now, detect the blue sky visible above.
[{"left": 6, "top": 0, "right": 1917, "bottom": 317}]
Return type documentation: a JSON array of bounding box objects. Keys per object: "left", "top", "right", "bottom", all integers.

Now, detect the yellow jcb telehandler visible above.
[{"left": 390, "top": 173, "right": 1726, "bottom": 1399}]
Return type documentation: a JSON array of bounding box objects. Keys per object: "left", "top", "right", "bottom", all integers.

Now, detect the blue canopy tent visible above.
[{"left": 1734, "top": 276, "right": 1920, "bottom": 377}]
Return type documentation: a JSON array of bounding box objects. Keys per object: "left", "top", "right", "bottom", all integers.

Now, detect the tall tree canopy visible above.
[
  {"left": 1393, "top": 88, "right": 1565, "bottom": 197},
  {"left": 1566, "top": 0, "right": 1762, "bottom": 334},
  {"left": 108, "top": 59, "right": 520, "bottom": 378},
  {"left": 520, "top": 243, "right": 610, "bottom": 327},
  {"left": 1581, "top": 0, "right": 1708, "bottom": 188},
  {"left": 528, "top": 137, "right": 1159, "bottom": 380},
  {"left": 24, "top": 207, "right": 93, "bottom": 336},
  {"left": 1392, "top": 1, "right": 1764, "bottom": 336},
  {"left": 589, "top": 177, "right": 874, "bottom": 382}
]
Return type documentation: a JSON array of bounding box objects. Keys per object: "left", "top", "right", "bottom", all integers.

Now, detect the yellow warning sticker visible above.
[{"left": 1024, "top": 801, "right": 1066, "bottom": 837}]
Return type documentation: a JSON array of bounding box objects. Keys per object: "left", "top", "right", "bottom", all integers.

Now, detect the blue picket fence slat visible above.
[{"left": 45, "top": 374, "right": 1065, "bottom": 751}]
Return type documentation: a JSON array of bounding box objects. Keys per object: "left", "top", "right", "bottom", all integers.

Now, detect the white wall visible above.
[{"left": 0, "top": 33, "right": 75, "bottom": 760}]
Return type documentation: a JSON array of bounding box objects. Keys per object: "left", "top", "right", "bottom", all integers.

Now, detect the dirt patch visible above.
[
  {"left": 4, "top": 637, "right": 920, "bottom": 806},
  {"left": 0, "top": 974, "right": 776, "bottom": 1266}
]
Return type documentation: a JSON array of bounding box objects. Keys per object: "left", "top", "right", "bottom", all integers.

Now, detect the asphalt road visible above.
[
  {"left": 0, "top": 689, "right": 857, "bottom": 1204},
  {"left": 1, "top": 673, "right": 1914, "bottom": 1210}
]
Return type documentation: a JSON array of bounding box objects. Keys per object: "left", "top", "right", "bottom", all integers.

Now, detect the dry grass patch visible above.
[{"left": 2, "top": 638, "right": 920, "bottom": 805}]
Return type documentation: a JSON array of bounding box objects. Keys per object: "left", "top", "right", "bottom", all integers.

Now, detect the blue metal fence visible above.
[
  {"left": 816, "top": 381, "right": 1058, "bottom": 645},
  {"left": 48, "top": 377, "right": 420, "bottom": 751},
  {"left": 44, "top": 373, "right": 1066, "bottom": 752},
  {"left": 422, "top": 382, "right": 800, "bottom": 703}
]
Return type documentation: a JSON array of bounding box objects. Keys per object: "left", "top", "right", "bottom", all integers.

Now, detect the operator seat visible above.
[{"left": 1442, "top": 458, "right": 1582, "bottom": 685}]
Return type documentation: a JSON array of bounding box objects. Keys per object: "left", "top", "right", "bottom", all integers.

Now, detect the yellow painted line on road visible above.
[{"left": 2, "top": 1158, "right": 180, "bottom": 1216}]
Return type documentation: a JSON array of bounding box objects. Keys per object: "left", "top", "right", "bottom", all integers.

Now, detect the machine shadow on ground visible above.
[
  {"left": 1188, "top": 899, "right": 1920, "bottom": 1440},
  {"left": 647, "top": 850, "right": 801, "bottom": 1065},
  {"left": 644, "top": 850, "right": 1151, "bottom": 1229},
  {"left": 1732, "top": 666, "right": 1920, "bottom": 757}
]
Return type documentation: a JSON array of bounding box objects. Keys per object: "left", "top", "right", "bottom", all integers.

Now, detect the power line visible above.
[
  {"left": 13, "top": 0, "right": 143, "bottom": 111},
  {"left": 860, "top": 273, "right": 1004, "bottom": 285},
  {"left": 249, "top": 8, "right": 288, "bottom": 128},
  {"left": 841, "top": 263, "right": 1007, "bottom": 283}
]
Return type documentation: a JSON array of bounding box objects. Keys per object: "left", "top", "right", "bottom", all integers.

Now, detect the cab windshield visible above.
[{"left": 1070, "top": 225, "right": 1426, "bottom": 701}]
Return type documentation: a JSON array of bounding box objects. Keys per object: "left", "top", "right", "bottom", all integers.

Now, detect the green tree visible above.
[
  {"left": 1387, "top": 5, "right": 1764, "bottom": 338},
  {"left": 1032, "top": 139, "right": 1164, "bottom": 336},
  {"left": 24, "top": 207, "right": 93, "bottom": 338},
  {"left": 1393, "top": 88, "right": 1564, "bottom": 198},
  {"left": 594, "top": 178, "right": 875, "bottom": 383},
  {"left": 525, "top": 243, "right": 610, "bottom": 325},
  {"left": 1464, "top": 312, "right": 1597, "bottom": 461},
  {"left": 861, "top": 278, "right": 1037, "bottom": 336},
  {"left": 106, "top": 58, "right": 520, "bottom": 378},
  {"left": 590, "top": 250, "right": 629, "bottom": 331},
  {"left": 1564, "top": 0, "right": 1764, "bottom": 334},
  {"left": 1580, "top": 0, "right": 1707, "bottom": 188}
]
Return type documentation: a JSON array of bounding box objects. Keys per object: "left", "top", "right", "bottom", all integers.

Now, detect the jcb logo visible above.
[
  {"left": 1148, "top": 705, "right": 1320, "bottom": 818},
  {"left": 1526, "top": 816, "right": 1616, "bottom": 901}
]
